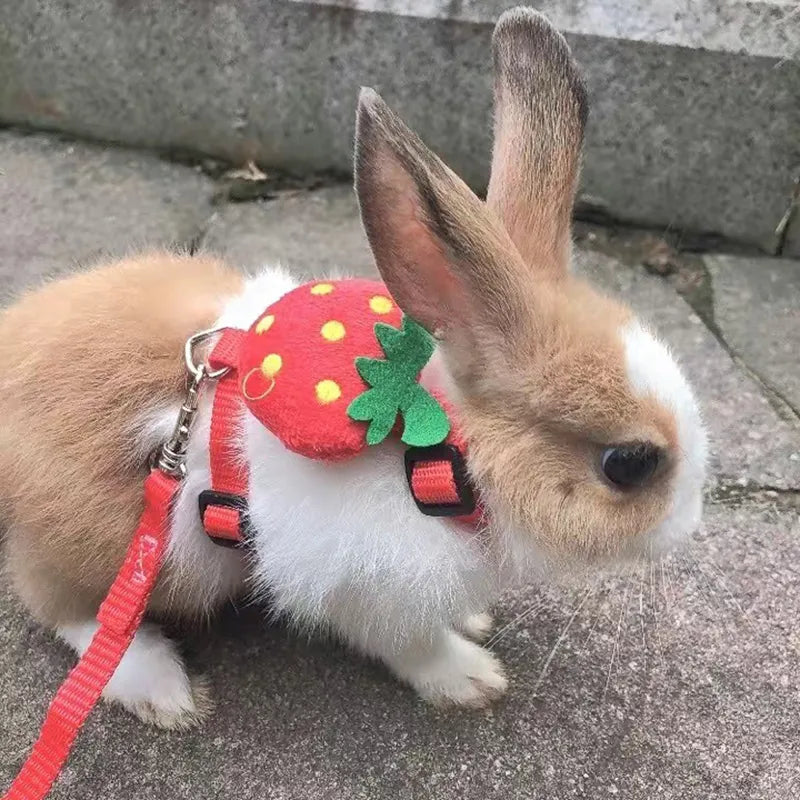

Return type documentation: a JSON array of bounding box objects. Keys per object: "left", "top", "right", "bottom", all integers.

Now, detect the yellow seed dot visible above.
[
  {"left": 315, "top": 379, "right": 342, "bottom": 404},
  {"left": 310, "top": 283, "right": 334, "bottom": 295},
  {"left": 261, "top": 353, "right": 282, "bottom": 378},
  {"left": 370, "top": 295, "right": 393, "bottom": 314},
  {"left": 321, "top": 320, "right": 346, "bottom": 342},
  {"left": 255, "top": 314, "right": 275, "bottom": 334}
]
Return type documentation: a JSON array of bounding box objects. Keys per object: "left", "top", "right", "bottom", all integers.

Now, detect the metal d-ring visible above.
[{"left": 184, "top": 327, "right": 231, "bottom": 382}]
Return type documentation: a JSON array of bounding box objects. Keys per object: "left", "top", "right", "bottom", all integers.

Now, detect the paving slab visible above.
[
  {"left": 1, "top": 0, "right": 797, "bottom": 253},
  {"left": 1, "top": 143, "right": 800, "bottom": 799},
  {"left": 704, "top": 254, "right": 800, "bottom": 415},
  {"left": 2, "top": 500, "right": 798, "bottom": 799},
  {"left": 0, "top": 130, "right": 214, "bottom": 297},
  {"left": 204, "top": 186, "right": 800, "bottom": 490},
  {"left": 202, "top": 184, "right": 373, "bottom": 277}
]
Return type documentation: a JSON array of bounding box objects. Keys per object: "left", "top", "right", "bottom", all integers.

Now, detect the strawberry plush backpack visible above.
[{"left": 199, "top": 277, "right": 480, "bottom": 546}]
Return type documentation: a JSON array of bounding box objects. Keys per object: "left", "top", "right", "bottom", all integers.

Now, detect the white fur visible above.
[
  {"left": 384, "top": 628, "right": 507, "bottom": 707},
  {"left": 622, "top": 320, "right": 708, "bottom": 551},
  {"left": 461, "top": 611, "right": 495, "bottom": 642},
  {"left": 129, "top": 269, "right": 707, "bottom": 712},
  {"left": 213, "top": 266, "right": 298, "bottom": 329},
  {"left": 243, "top": 414, "right": 496, "bottom": 650},
  {"left": 57, "top": 621, "right": 207, "bottom": 728},
  {"left": 137, "top": 267, "right": 503, "bottom": 707},
  {"left": 134, "top": 268, "right": 302, "bottom": 619}
]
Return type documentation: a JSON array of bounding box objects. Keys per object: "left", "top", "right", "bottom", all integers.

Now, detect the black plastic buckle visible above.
[
  {"left": 404, "top": 444, "right": 476, "bottom": 517},
  {"left": 198, "top": 490, "right": 250, "bottom": 548}
]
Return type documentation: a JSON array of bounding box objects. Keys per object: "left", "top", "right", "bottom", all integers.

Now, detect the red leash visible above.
[
  {"left": 2, "top": 328, "right": 222, "bottom": 800},
  {"left": 3, "top": 470, "right": 178, "bottom": 800},
  {"left": 1, "top": 311, "right": 481, "bottom": 799}
]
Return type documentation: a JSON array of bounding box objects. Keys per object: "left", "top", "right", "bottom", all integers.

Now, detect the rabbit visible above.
[{"left": 0, "top": 8, "right": 706, "bottom": 729}]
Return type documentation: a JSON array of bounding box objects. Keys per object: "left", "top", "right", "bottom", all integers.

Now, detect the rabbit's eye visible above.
[{"left": 601, "top": 443, "right": 660, "bottom": 488}]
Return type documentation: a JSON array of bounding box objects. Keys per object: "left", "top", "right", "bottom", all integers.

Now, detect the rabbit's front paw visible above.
[
  {"left": 461, "top": 612, "right": 494, "bottom": 642},
  {"left": 391, "top": 630, "right": 507, "bottom": 708}
]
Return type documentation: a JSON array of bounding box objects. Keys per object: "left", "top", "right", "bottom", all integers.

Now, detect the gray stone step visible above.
[{"left": 1, "top": 1, "right": 797, "bottom": 255}]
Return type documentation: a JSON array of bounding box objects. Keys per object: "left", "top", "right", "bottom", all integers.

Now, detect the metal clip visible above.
[
  {"left": 185, "top": 328, "right": 231, "bottom": 382},
  {"left": 156, "top": 327, "right": 229, "bottom": 478}
]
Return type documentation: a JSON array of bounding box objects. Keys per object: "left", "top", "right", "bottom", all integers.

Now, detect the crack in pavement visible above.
[
  {"left": 677, "top": 259, "right": 800, "bottom": 427},
  {"left": 575, "top": 222, "right": 800, "bottom": 428},
  {"left": 183, "top": 211, "right": 219, "bottom": 256},
  {"left": 707, "top": 479, "right": 800, "bottom": 510}
]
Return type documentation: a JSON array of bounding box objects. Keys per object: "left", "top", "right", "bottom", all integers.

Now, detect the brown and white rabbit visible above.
[{"left": 0, "top": 8, "right": 706, "bottom": 728}]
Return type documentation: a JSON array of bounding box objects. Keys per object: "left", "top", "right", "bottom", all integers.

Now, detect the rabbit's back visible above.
[{"left": 0, "top": 252, "right": 244, "bottom": 624}]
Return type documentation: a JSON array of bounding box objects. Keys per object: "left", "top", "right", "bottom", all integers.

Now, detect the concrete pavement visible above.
[{"left": 0, "top": 130, "right": 798, "bottom": 800}]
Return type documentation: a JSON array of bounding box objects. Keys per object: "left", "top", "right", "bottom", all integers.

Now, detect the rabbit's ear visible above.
[
  {"left": 355, "top": 88, "right": 530, "bottom": 339},
  {"left": 486, "top": 8, "right": 588, "bottom": 278}
]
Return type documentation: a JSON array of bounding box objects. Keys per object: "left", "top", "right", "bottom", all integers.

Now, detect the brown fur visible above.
[
  {"left": 0, "top": 253, "right": 243, "bottom": 626},
  {"left": 486, "top": 9, "right": 587, "bottom": 276},
  {"left": 354, "top": 11, "right": 679, "bottom": 563},
  {"left": 459, "top": 279, "right": 678, "bottom": 561}
]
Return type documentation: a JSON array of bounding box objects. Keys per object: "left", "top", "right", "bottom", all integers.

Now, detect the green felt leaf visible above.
[
  {"left": 401, "top": 387, "right": 451, "bottom": 446},
  {"left": 354, "top": 357, "right": 392, "bottom": 387},
  {"left": 374, "top": 322, "right": 405, "bottom": 358},
  {"left": 366, "top": 409, "right": 398, "bottom": 445},
  {"left": 347, "top": 315, "right": 448, "bottom": 448},
  {"left": 395, "top": 317, "right": 436, "bottom": 374},
  {"left": 347, "top": 389, "right": 381, "bottom": 421}
]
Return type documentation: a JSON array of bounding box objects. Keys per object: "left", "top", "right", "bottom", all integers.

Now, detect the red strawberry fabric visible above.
[{"left": 237, "top": 279, "right": 449, "bottom": 461}]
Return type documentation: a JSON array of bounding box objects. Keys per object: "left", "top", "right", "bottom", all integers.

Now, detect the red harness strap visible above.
[
  {"left": 198, "top": 329, "right": 249, "bottom": 546},
  {"left": 411, "top": 461, "right": 460, "bottom": 504},
  {"left": 405, "top": 441, "right": 483, "bottom": 527},
  {"left": 198, "top": 329, "right": 483, "bottom": 545},
  {"left": 3, "top": 470, "right": 178, "bottom": 800},
  {"left": 404, "top": 392, "right": 483, "bottom": 527}
]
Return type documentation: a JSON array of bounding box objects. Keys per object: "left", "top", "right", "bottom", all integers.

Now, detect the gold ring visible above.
[{"left": 241, "top": 367, "right": 275, "bottom": 401}]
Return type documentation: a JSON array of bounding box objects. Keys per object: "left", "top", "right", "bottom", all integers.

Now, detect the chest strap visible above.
[
  {"left": 199, "top": 329, "right": 250, "bottom": 547},
  {"left": 199, "top": 330, "right": 482, "bottom": 547},
  {"left": 404, "top": 443, "right": 480, "bottom": 524}
]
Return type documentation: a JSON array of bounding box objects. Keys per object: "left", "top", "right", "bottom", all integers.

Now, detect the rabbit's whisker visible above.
[
  {"left": 486, "top": 594, "right": 549, "bottom": 650},
  {"left": 602, "top": 584, "right": 630, "bottom": 704},
  {"left": 533, "top": 585, "right": 594, "bottom": 694}
]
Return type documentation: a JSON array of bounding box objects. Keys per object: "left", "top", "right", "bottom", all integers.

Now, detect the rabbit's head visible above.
[{"left": 354, "top": 8, "right": 707, "bottom": 570}]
